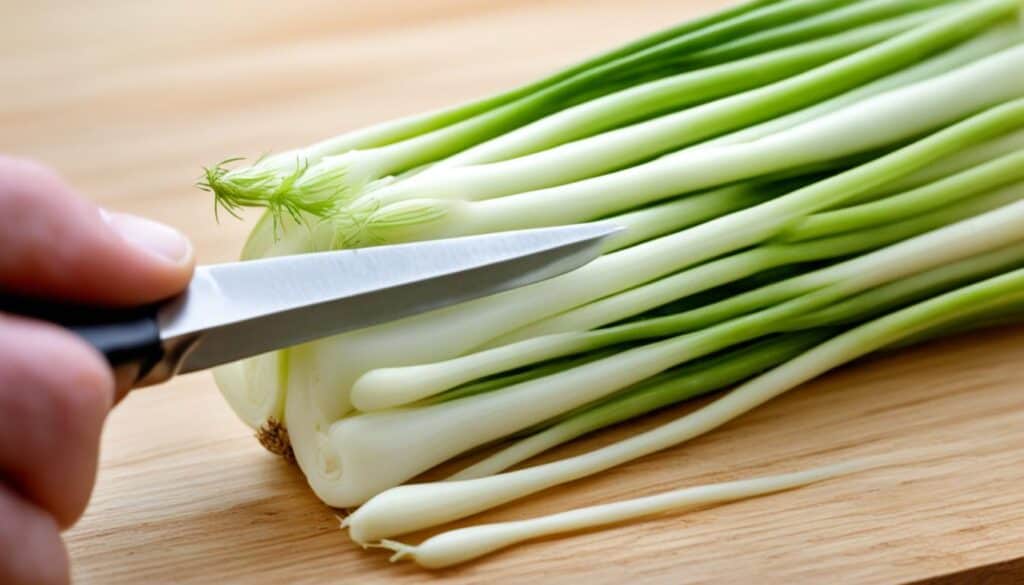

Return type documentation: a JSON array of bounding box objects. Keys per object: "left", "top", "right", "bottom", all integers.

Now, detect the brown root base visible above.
[{"left": 256, "top": 418, "right": 296, "bottom": 465}]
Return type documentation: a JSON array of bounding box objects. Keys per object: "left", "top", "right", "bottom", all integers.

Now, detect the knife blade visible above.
[{"left": 0, "top": 223, "right": 619, "bottom": 389}]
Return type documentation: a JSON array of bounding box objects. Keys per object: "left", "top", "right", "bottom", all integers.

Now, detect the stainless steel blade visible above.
[{"left": 159, "top": 224, "right": 619, "bottom": 375}]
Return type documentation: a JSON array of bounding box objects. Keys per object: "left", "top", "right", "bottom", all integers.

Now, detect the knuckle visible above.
[
  {"left": 0, "top": 317, "right": 113, "bottom": 449},
  {"left": 0, "top": 319, "right": 112, "bottom": 527},
  {"left": 0, "top": 157, "right": 85, "bottom": 293},
  {"left": 0, "top": 486, "right": 70, "bottom": 585},
  {"left": 46, "top": 334, "right": 113, "bottom": 421},
  {"left": 16, "top": 323, "right": 111, "bottom": 417},
  {"left": 0, "top": 156, "right": 66, "bottom": 207}
]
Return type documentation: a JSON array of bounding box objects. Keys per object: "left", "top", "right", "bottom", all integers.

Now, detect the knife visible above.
[{"left": 0, "top": 224, "right": 618, "bottom": 390}]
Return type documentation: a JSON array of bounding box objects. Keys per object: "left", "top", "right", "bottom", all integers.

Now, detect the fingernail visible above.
[{"left": 101, "top": 210, "right": 192, "bottom": 264}]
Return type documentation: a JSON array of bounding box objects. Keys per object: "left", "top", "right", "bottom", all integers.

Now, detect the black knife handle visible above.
[{"left": 0, "top": 295, "right": 165, "bottom": 388}]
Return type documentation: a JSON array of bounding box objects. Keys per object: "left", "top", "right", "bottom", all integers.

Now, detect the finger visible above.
[
  {"left": 0, "top": 483, "right": 70, "bottom": 585},
  {"left": 0, "top": 155, "right": 194, "bottom": 306},
  {"left": 0, "top": 314, "right": 113, "bottom": 528}
]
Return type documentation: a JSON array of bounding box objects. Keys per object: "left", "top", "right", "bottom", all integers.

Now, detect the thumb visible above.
[{"left": 0, "top": 156, "right": 194, "bottom": 306}]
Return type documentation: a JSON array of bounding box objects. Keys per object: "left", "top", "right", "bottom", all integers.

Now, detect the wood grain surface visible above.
[{"left": 3, "top": 1, "right": 1024, "bottom": 583}]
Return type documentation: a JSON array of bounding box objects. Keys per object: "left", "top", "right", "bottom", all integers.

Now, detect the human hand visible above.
[{"left": 0, "top": 156, "right": 194, "bottom": 584}]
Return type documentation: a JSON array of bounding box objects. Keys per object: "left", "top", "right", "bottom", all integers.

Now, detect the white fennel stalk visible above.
[
  {"left": 342, "top": 3, "right": 1013, "bottom": 220},
  {"left": 352, "top": 45, "right": 1024, "bottom": 246},
  {"left": 377, "top": 459, "right": 870, "bottom": 569},
  {"left": 351, "top": 182, "right": 1022, "bottom": 410},
  {"left": 453, "top": 240, "right": 1024, "bottom": 481},
  {"left": 323, "top": 199, "right": 1024, "bottom": 504},
  {"left": 689, "top": 19, "right": 1024, "bottom": 150},
  {"left": 396, "top": 13, "right": 930, "bottom": 174},
  {"left": 344, "top": 267, "right": 1024, "bottom": 542},
  {"left": 200, "top": 0, "right": 787, "bottom": 209},
  {"left": 271, "top": 100, "right": 1024, "bottom": 507},
  {"left": 208, "top": 0, "right": 892, "bottom": 217},
  {"left": 498, "top": 150, "right": 1024, "bottom": 342}
]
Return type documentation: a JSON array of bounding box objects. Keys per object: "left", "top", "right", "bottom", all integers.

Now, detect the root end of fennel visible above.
[{"left": 256, "top": 418, "right": 296, "bottom": 464}]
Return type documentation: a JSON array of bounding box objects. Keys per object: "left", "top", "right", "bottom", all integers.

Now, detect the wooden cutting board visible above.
[{"left": 3, "top": 1, "right": 1024, "bottom": 583}]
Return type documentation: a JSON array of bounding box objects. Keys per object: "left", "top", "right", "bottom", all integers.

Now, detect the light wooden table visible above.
[{"left": 4, "top": 1, "right": 1024, "bottom": 583}]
